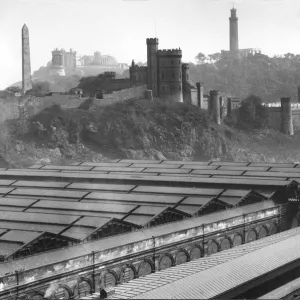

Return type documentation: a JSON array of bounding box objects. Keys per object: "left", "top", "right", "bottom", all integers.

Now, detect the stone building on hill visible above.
[
  {"left": 129, "top": 38, "right": 198, "bottom": 103},
  {"left": 79, "top": 37, "right": 199, "bottom": 104}
]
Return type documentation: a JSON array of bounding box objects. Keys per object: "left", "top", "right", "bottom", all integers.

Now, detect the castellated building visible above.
[
  {"left": 50, "top": 48, "right": 77, "bottom": 77},
  {"left": 129, "top": 38, "right": 197, "bottom": 103}
]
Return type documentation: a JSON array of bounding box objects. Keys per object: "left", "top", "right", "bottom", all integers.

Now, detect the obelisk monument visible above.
[{"left": 22, "top": 24, "right": 32, "bottom": 95}]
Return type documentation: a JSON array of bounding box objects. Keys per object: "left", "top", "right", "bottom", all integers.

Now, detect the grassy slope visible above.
[{"left": 0, "top": 98, "right": 299, "bottom": 167}]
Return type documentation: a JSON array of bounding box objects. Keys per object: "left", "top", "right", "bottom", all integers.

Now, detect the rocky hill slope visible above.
[{"left": 0, "top": 98, "right": 299, "bottom": 168}]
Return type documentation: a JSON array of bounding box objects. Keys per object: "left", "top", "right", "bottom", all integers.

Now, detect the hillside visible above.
[
  {"left": 0, "top": 98, "right": 299, "bottom": 168},
  {"left": 189, "top": 54, "right": 300, "bottom": 103}
]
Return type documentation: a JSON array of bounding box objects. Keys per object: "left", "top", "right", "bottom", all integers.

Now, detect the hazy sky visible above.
[{"left": 0, "top": 0, "right": 300, "bottom": 89}]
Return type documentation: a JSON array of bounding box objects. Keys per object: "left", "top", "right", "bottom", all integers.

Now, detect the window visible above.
[
  {"left": 161, "top": 70, "right": 164, "bottom": 80},
  {"left": 187, "top": 74, "right": 189, "bottom": 80},
  {"left": 172, "top": 71, "right": 175, "bottom": 79},
  {"left": 179, "top": 72, "right": 181, "bottom": 80}
]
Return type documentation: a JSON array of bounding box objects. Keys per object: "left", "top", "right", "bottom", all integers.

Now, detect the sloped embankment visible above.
[{"left": 1, "top": 98, "right": 232, "bottom": 167}]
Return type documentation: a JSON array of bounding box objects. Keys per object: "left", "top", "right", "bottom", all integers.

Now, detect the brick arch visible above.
[
  {"left": 246, "top": 228, "right": 258, "bottom": 243},
  {"left": 232, "top": 232, "right": 244, "bottom": 247},
  {"left": 257, "top": 225, "right": 269, "bottom": 239},
  {"left": 121, "top": 263, "right": 137, "bottom": 283},
  {"left": 99, "top": 269, "right": 119, "bottom": 288},
  {"left": 175, "top": 248, "right": 190, "bottom": 265},
  {"left": 207, "top": 239, "right": 220, "bottom": 255},
  {"left": 27, "top": 291, "right": 44, "bottom": 300},
  {"left": 72, "top": 276, "right": 93, "bottom": 299},
  {"left": 220, "top": 236, "right": 232, "bottom": 251},
  {"left": 189, "top": 244, "right": 203, "bottom": 260},
  {"left": 50, "top": 283, "right": 73, "bottom": 300},
  {"left": 137, "top": 258, "right": 155, "bottom": 277},
  {"left": 159, "top": 253, "right": 175, "bottom": 271}
]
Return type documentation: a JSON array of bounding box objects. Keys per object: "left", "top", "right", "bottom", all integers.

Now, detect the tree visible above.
[
  {"left": 195, "top": 52, "right": 206, "bottom": 65},
  {"left": 237, "top": 94, "right": 270, "bottom": 129},
  {"left": 208, "top": 53, "right": 221, "bottom": 64}
]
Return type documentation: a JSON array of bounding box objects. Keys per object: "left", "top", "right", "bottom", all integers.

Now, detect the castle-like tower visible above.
[
  {"left": 129, "top": 38, "right": 184, "bottom": 103},
  {"left": 22, "top": 24, "right": 32, "bottom": 95},
  {"left": 146, "top": 38, "right": 159, "bottom": 97},
  {"left": 157, "top": 49, "right": 183, "bottom": 103},
  {"left": 50, "top": 48, "right": 65, "bottom": 76},
  {"left": 229, "top": 8, "right": 239, "bottom": 54}
]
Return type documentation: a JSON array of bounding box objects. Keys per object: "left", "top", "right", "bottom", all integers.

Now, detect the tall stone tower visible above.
[
  {"left": 157, "top": 49, "right": 183, "bottom": 103},
  {"left": 22, "top": 24, "right": 32, "bottom": 95},
  {"left": 146, "top": 38, "right": 159, "bottom": 97},
  {"left": 229, "top": 8, "right": 239, "bottom": 54}
]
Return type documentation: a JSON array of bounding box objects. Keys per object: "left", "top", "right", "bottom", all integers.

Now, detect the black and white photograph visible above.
[{"left": 1, "top": 0, "right": 300, "bottom": 299}]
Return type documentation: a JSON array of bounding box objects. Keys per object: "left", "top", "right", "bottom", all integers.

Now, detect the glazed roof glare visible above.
[{"left": 0, "top": 159, "right": 297, "bottom": 265}]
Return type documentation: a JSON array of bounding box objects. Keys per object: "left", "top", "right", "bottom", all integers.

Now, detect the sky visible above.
[{"left": 0, "top": 0, "right": 300, "bottom": 89}]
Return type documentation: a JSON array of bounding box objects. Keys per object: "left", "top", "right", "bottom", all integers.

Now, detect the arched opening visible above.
[
  {"left": 122, "top": 265, "right": 136, "bottom": 283},
  {"left": 190, "top": 246, "right": 202, "bottom": 260},
  {"left": 103, "top": 272, "right": 117, "bottom": 288},
  {"left": 138, "top": 260, "right": 153, "bottom": 277},
  {"left": 232, "top": 234, "right": 243, "bottom": 247},
  {"left": 207, "top": 240, "right": 219, "bottom": 255},
  {"left": 73, "top": 279, "right": 92, "bottom": 300},
  {"left": 51, "top": 285, "right": 72, "bottom": 300},
  {"left": 220, "top": 237, "right": 231, "bottom": 251},
  {"left": 175, "top": 249, "right": 189, "bottom": 265},
  {"left": 270, "top": 223, "right": 278, "bottom": 235},
  {"left": 159, "top": 254, "right": 173, "bottom": 271},
  {"left": 258, "top": 226, "right": 268, "bottom": 239},
  {"left": 246, "top": 229, "right": 257, "bottom": 243}
]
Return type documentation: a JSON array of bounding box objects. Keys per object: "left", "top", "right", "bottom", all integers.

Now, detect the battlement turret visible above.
[
  {"left": 146, "top": 38, "right": 159, "bottom": 44},
  {"left": 230, "top": 8, "right": 237, "bottom": 19},
  {"left": 182, "top": 63, "right": 190, "bottom": 69},
  {"left": 157, "top": 49, "right": 182, "bottom": 56}
]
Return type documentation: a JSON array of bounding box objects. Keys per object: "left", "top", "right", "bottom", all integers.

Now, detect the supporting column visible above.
[
  {"left": 210, "top": 90, "right": 221, "bottom": 124},
  {"left": 196, "top": 82, "right": 204, "bottom": 108},
  {"left": 227, "top": 97, "right": 232, "bottom": 117},
  {"left": 280, "top": 97, "right": 294, "bottom": 135}
]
